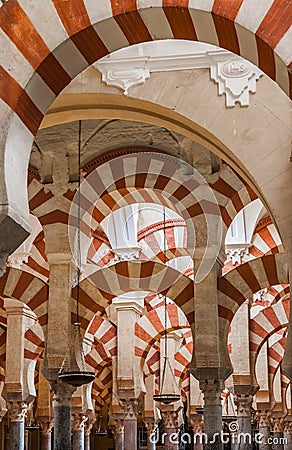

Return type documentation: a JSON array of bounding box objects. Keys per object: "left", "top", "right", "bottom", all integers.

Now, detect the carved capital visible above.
[
  {"left": 39, "top": 419, "right": 54, "bottom": 436},
  {"left": 8, "top": 400, "right": 27, "bottom": 422},
  {"left": 257, "top": 413, "right": 271, "bottom": 428},
  {"left": 121, "top": 399, "right": 138, "bottom": 421},
  {"left": 84, "top": 414, "right": 96, "bottom": 436},
  {"left": 144, "top": 419, "right": 156, "bottom": 435},
  {"left": 234, "top": 394, "right": 253, "bottom": 417},
  {"left": 283, "top": 420, "right": 292, "bottom": 435},
  {"left": 161, "top": 410, "right": 179, "bottom": 430},
  {"left": 190, "top": 416, "right": 204, "bottom": 434},
  {"left": 199, "top": 379, "right": 224, "bottom": 406},
  {"left": 72, "top": 413, "right": 88, "bottom": 431},
  {"left": 50, "top": 381, "right": 76, "bottom": 404},
  {"left": 271, "top": 417, "right": 284, "bottom": 433},
  {"left": 112, "top": 418, "right": 124, "bottom": 434}
]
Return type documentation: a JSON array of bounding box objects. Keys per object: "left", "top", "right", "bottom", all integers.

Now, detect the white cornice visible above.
[{"left": 95, "top": 49, "right": 263, "bottom": 107}]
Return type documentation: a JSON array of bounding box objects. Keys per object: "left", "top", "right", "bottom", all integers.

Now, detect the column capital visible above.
[
  {"left": 84, "top": 414, "right": 96, "bottom": 436},
  {"left": 257, "top": 412, "right": 271, "bottom": 427},
  {"left": 39, "top": 419, "right": 54, "bottom": 436},
  {"left": 283, "top": 420, "right": 292, "bottom": 434},
  {"left": 199, "top": 379, "right": 224, "bottom": 406},
  {"left": 112, "top": 417, "right": 124, "bottom": 434},
  {"left": 72, "top": 412, "right": 88, "bottom": 431},
  {"left": 7, "top": 400, "right": 27, "bottom": 422},
  {"left": 121, "top": 398, "right": 139, "bottom": 421},
  {"left": 143, "top": 419, "right": 156, "bottom": 435},
  {"left": 161, "top": 410, "right": 179, "bottom": 430},
  {"left": 50, "top": 380, "right": 76, "bottom": 403},
  {"left": 189, "top": 414, "right": 204, "bottom": 434},
  {"left": 271, "top": 416, "right": 284, "bottom": 433},
  {"left": 234, "top": 394, "right": 253, "bottom": 417}
]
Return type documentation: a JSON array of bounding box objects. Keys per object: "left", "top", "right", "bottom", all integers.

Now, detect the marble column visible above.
[
  {"left": 283, "top": 420, "right": 292, "bottom": 450},
  {"left": 257, "top": 413, "right": 271, "bottom": 450},
  {"left": 271, "top": 417, "right": 284, "bottom": 450},
  {"left": 72, "top": 413, "right": 87, "bottom": 450},
  {"left": 190, "top": 415, "right": 204, "bottom": 450},
  {"left": 233, "top": 394, "right": 253, "bottom": 450},
  {"left": 84, "top": 415, "right": 96, "bottom": 450},
  {"left": 7, "top": 400, "right": 27, "bottom": 450},
  {"left": 144, "top": 419, "right": 157, "bottom": 450},
  {"left": 113, "top": 418, "right": 124, "bottom": 450},
  {"left": 4, "top": 420, "right": 11, "bottom": 450},
  {"left": 200, "top": 380, "right": 224, "bottom": 450},
  {"left": 39, "top": 420, "right": 53, "bottom": 450},
  {"left": 123, "top": 400, "right": 138, "bottom": 450},
  {"left": 51, "top": 381, "right": 76, "bottom": 450},
  {"left": 161, "top": 410, "right": 180, "bottom": 450}
]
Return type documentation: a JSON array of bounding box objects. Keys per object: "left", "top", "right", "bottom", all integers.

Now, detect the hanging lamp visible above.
[
  {"left": 58, "top": 120, "right": 95, "bottom": 387},
  {"left": 153, "top": 206, "right": 180, "bottom": 405}
]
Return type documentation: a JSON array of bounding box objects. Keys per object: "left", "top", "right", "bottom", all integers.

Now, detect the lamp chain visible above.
[{"left": 76, "top": 120, "right": 82, "bottom": 325}]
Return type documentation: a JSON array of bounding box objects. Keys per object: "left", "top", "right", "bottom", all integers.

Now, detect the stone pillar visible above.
[
  {"left": 283, "top": 420, "right": 292, "bottom": 450},
  {"left": 144, "top": 419, "right": 157, "bottom": 450},
  {"left": 39, "top": 421, "right": 53, "bottom": 450},
  {"left": 271, "top": 417, "right": 284, "bottom": 450},
  {"left": 257, "top": 413, "right": 271, "bottom": 450},
  {"left": 161, "top": 410, "right": 180, "bottom": 450},
  {"left": 51, "top": 381, "right": 76, "bottom": 450},
  {"left": 123, "top": 399, "right": 138, "bottom": 450},
  {"left": 84, "top": 415, "right": 96, "bottom": 450},
  {"left": 24, "top": 429, "right": 29, "bottom": 450},
  {"left": 72, "top": 413, "right": 87, "bottom": 450},
  {"left": 4, "top": 418, "right": 11, "bottom": 450},
  {"left": 7, "top": 400, "right": 27, "bottom": 450},
  {"left": 200, "top": 380, "right": 224, "bottom": 450},
  {"left": 113, "top": 418, "right": 124, "bottom": 450},
  {"left": 233, "top": 394, "right": 253, "bottom": 450},
  {"left": 190, "top": 415, "right": 204, "bottom": 450}
]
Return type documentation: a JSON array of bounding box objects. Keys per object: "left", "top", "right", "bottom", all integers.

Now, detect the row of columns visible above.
[{"left": 3, "top": 401, "right": 292, "bottom": 450}]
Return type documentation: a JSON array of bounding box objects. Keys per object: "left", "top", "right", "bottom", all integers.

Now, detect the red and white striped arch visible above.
[
  {"left": 252, "top": 284, "right": 290, "bottom": 308},
  {"left": 249, "top": 216, "right": 284, "bottom": 259},
  {"left": 28, "top": 167, "right": 72, "bottom": 228},
  {"left": 24, "top": 321, "right": 45, "bottom": 361},
  {"left": 281, "top": 373, "right": 291, "bottom": 412},
  {"left": 71, "top": 154, "right": 258, "bottom": 258},
  {"left": 250, "top": 299, "right": 290, "bottom": 357},
  {"left": 250, "top": 298, "right": 290, "bottom": 387},
  {"left": 73, "top": 260, "right": 194, "bottom": 329},
  {"left": 69, "top": 153, "right": 221, "bottom": 268},
  {"left": 1, "top": 0, "right": 290, "bottom": 141},
  {"left": 135, "top": 303, "right": 190, "bottom": 366},
  {"left": 0, "top": 267, "right": 49, "bottom": 328},
  {"left": 268, "top": 333, "right": 286, "bottom": 401},
  {"left": 92, "top": 365, "right": 112, "bottom": 407},
  {"left": 22, "top": 231, "right": 49, "bottom": 282},
  {"left": 84, "top": 315, "right": 117, "bottom": 370},
  {"left": 218, "top": 253, "right": 289, "bottom": 327}
]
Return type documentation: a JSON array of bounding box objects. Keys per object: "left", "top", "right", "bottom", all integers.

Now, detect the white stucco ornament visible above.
[
  {"left": 210, "top": 59, "right": 263, "bottom": 107},
  {"left": 100, "top": 67, "right": 150, "bottom": 96}
]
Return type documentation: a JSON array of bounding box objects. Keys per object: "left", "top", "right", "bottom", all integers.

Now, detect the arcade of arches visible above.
[{"left": 0, "top": 1, "right": 291, "bottom": 450}]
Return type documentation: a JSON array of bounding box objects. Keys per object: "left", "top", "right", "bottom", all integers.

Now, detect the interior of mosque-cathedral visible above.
[{"left": 0, "top": 1, "right": 292, "bottom": 450}]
